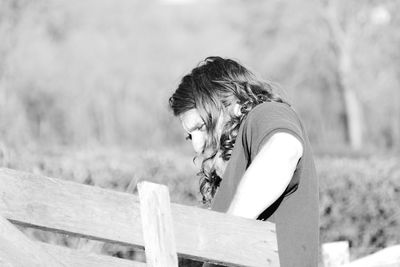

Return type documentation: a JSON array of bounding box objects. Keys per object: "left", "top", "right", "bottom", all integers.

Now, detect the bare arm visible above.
[
  {"left": 226, "top": 132, "right": 303, "bottom": 219},
  {"left": 201, "top": 132, "right": 302, "bottom": 267}
]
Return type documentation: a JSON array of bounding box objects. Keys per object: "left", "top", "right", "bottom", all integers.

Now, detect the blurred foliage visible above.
[
  {"left": 0, "top": 0, "right": 399, "bottom": 151},
  {"left": 4, "top": 147, "right": 399, "bottom": 264},
  {"left": 318, "top": 155, "right": 400, "bottom": 259}
]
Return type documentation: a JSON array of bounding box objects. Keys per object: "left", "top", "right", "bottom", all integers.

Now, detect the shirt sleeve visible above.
[
  {"left": 242, "top": 102, "right": 304, "bottom": 159},
  {"left": 241, "top": 102, "right": 305, "bottom": 195}
]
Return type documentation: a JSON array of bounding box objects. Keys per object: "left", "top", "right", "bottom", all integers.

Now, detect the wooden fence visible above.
[
  {"left": 0, "top": 168, "right": 279, "bottom": 267},
  {"left": 1, "top": 167, "right": 399, "bottom": 267}
]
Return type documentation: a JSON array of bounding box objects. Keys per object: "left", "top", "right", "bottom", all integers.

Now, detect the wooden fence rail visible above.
[
  {"left": 0, "top": 214, "right": 65, "bottom": 267},
  {"left": 0, "top": 168, "right": 279, "bottom": 267},
  {"left": 323, "top": 241, "right": 400, "bottom": 267},
  {"left": 1, "top": 168, "right": 399, "bottom": 267}
]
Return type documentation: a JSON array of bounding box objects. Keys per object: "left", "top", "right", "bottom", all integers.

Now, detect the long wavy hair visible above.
[{"left": 169, "top": 56, "right": 288, "bottom": 205}]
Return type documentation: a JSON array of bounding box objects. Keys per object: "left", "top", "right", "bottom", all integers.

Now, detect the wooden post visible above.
[
  {"left": 322, "top": 241, "right": 350, "bottom": 267},
  {"left": 138, "top": 182, "right": 178, "bottom": 267},
  {"left": 0, "top": 215, "right": 66, "bottom": 267}
]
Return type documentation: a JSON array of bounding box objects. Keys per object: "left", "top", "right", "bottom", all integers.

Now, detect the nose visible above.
[{"left": 191, "top": 132, "right": 206, "bottom": 154}]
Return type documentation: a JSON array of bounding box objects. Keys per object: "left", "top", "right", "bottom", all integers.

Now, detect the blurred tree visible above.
[
  {"left": 0, "top": 0, "right": 399, "bottom": 152},
  {"left": 242, "top": 0, "right": 400, "bottom": 151},
  {"left": 322, "top": 0, "right": 364, "bottom": 150},
  {"left": 241, "top": 0, "right": 347, "bottom": 148},
  {"left": 323, "top": 0, "right": 400, "bottom": 151}
]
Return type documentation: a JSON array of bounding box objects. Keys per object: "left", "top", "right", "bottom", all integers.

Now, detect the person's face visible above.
[
  {"left": 180, "top": 107, "right": 234, "bottom": 177},
  {"left": 179, "top": 109, "right": 207, "bottom": 155}
]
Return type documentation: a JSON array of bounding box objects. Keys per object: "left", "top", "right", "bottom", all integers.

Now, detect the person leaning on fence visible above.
[{"left": 168, "top": 57, "right": 319, "bottom": 267}]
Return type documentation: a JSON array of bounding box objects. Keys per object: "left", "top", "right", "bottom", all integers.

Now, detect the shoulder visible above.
[
  {"left": 240, "top": 101, "right": 305, "bottom": 157},
  {"left": 246, "top": 101, "right": 296, "bottom": 122},
  {"left": 243, "top": 101, "right": 302, "bottom": 131}
]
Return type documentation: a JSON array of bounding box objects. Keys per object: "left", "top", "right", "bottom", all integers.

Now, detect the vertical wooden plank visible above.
[
  {"left": 322, "top": 241, "right": 350, "bottom": 267},
  {"left": 0, "top": 215, "right": 66, "bottom": 267},
  {"left": 138, "top": 182, "right": 178, "bottom": 267}
]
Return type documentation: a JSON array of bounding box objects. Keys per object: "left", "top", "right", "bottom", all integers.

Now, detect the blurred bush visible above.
[
  {"left": 4, "top": 147, "right": 399, "bottom": 264},
  {"left": 318, "top": 155, "right": 400, "bottom": 259}
]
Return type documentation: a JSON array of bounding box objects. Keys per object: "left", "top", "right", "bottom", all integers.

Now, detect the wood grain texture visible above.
[
  {"left": 0, "top": 168, "right": 279, "bottom": 267},
  {"left": 138, "top": 182, "right": 178, "bottom": 267},
  {"left": 0, "top": 215, "right": 65, "bottom": 267},
  {"left": 38, "top": 242, "right": 146, "bottom": 267}
]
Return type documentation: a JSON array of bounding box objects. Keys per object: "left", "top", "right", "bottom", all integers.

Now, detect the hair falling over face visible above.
[{"left": 169, "top": 56, "right": 288, "bottom": 205}]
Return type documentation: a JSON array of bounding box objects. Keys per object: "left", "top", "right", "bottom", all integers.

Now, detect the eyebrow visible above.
[{"left": 186, "top": 122, "right": 205, "bottom": 133}]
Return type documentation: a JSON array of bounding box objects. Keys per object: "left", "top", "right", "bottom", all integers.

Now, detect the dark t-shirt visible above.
[{"left": 210, "top": 102, "right": 319, "bottom": 267}]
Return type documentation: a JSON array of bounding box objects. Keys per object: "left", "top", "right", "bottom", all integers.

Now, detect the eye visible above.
[
  {"left": 185, "top": 134, "right": 192, "bottom": 141},
  {"left": 199, "top": 123, "right": 206, "bottom": 131}
]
